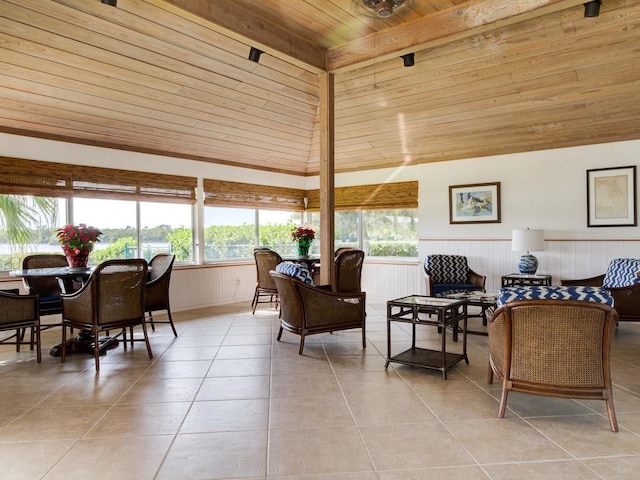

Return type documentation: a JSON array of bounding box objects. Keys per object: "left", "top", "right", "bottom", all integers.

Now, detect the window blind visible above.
[
  {"left": 306, "top": 181, "right": 418, "bottom": 210},
  {"left": 0, "top": 157, "right": 196, "bottom": 204},
  {"left": 204, "top": 179, "right": 306, "bottom": 211}
]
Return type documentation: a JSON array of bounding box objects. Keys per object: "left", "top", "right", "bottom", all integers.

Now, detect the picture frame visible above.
[
  {"left": 449, "top": 182, "right": 501, "bottom": 224},
  {"left": 587, "top": 166, "right": 637, "bottom": 227}
]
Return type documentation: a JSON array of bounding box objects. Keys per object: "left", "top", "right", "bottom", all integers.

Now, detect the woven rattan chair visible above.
[
  {"left": 252, "top": 248, "right": 283, "bottom": 314},
  {"left": 60, "top": 259, "right": 151, "bottom": 372},
  {"left": 424, "top": 254, "right": 486, "bottom": 297},
  {"left": 333, "top": 248, "right": 364, "bottom": 293},
  {"left": 487, "top": 299, "right": 618, "bottom": 431},
  {"left": 270, "top": 270, "right": 366, "bottom": 354},
  {"left": 561, "top": 258, "right": 640, "bottom": 322},
  {"left": 22, "top": 254, "right": 68, "bottom": 316},
  {"left": 144, "top": 253, "right": 177, "bottom": 336},
  {"left": 0, "top": 290, "right": 41, "bottom": 363}
]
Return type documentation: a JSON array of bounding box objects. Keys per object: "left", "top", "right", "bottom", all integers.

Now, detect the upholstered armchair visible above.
[
  {"left": 333, "top": 249, "right": 364, "bottom": 293},
  {"left": 561, "top": 258, "right": 640, "bottom": 322},
  {"left": 488, "top": 286, "right": 618, "bottom": 431},
  {"left": 270, "top": 270, "right": 366, "bottom": 354},
  {"left": 424, "top": 254, "right": 486, "bottom": 297}
]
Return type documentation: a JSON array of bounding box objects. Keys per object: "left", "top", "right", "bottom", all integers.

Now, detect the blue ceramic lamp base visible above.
[{"left": 518, "top": 254, "right": 539, "bottom": 275}]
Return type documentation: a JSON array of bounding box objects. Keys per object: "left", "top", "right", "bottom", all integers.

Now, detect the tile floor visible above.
[{"left": 1, "top": 301, "right": 640, "bottom": 479}]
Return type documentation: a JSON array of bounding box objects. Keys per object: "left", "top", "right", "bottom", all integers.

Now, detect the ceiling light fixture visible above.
[
  {"left": 101, "top": 0, "right": 117, "bottom": 6},
  {"left": 363, "top": 0, "right": 405, "bottom": 19},
  {"left": 401, "top": 53, "right": 415, "bottom": 67},
  {"left": 584, "top": 0, "right": 602, "bottom": 17},
  {"left": 248, "top": 47, "right": 263, "bottom": 63}
]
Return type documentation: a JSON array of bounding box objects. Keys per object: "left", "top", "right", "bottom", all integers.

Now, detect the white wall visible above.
[
  {"left": 418, "top": 141, "right": 640, "bottom": 292},
  {"left": 3, "top": 133, "right": 640, "bottom": 306}
]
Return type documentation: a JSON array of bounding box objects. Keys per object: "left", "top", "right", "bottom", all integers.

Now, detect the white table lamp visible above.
[{"left": 512, "top": 228, "right": 545, "bottom": 275}]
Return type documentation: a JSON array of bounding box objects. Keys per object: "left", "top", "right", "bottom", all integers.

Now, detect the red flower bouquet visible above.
[
  {"left": 56, "top": 224, "right": 103, "bottom": 268},
  {"left": 291, "top": 226, "right": 315, "bottom": 243}
]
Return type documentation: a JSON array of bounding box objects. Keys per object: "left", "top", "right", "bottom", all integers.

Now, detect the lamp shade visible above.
[{"left": 512, "top": 229, "right": 545, "bottom": 252}]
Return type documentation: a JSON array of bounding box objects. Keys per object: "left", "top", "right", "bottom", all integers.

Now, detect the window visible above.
[
  {"left": 140, "top": 202, "right": 193, "bottom": 262},
  {"left": 204, "top": 207, "right": 304, "bottom": 261}
]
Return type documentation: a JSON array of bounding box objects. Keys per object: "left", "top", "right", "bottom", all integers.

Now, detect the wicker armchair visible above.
[
  {"left": 424, "top": 254, "right": 485, "bottom": 297},
  {"left": 145, "top": 253, "right": 177, "bottom": 336},
  {"left": 60, "top": 259, "right": 151, "bottom": 372},
  {"left": 488, "top": 299, "right": 618, "bottom": 431},
  {"left": 333, "top": 249, "right": 364, "bottom": 293},
  {"left": 270, "top": 271, "right": 366, "bottom": 354},
  {"left": 22, "top": 254, "right": 68, "bottom": 315},
  {"left": 252, "top": 248, "right": 283, "bottom": 314},
  {"left": 0, "top": 290, "right": 41, "bottom": 362},
  {"left": 561, "top": 258, "right": 640, "bottom": 322}
]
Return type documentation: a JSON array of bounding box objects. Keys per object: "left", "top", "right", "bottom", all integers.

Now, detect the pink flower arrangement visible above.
[
  {"left": 56, "top": 223, "right": 103, "bottom": 255},
  {"left": 291, "top": 225, "right": 315, "bottom": 243}
]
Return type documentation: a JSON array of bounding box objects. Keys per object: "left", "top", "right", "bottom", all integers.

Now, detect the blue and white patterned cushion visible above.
[
  {"left": 425, "top": 255, "right": 469, "bottom": 285},
  {"left": 603, "top": 258, "right": 640, "bottom": 288},
  {"left": 275, "top": 262, "right": 314, "bottom": 286},
  {"left": 497, "top": 286, "right": 614, "bottom": 307}
]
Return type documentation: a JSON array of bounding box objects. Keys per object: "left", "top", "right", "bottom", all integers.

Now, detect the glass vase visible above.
[{"left": 297, "top": 240, "right": 311, "bottom": 256}]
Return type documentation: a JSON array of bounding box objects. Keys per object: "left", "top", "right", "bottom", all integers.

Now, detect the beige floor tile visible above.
[
  {"left": 270, "top": 372, "right": 342, "bottom": 398},
  {"left": 271, "top": 355, "right": 334, "bottom": 376},
  {"left": 336, "top": 370, "right": 413, "bottom": 396},
  {"left": 268, "top": 426, "right": 373, "bottom": 476},
  {"left": 156, "top": 431, "right": 267, "bottom": 479},
  {"left": 0, "top": 440, "right": 75, "bottom": 480},
  {"left": 215, "top": 344, "right": 272, "bottom": 359},
  {"left": 157, "top": 345, "right": 220, "bottom": 361},
  {"left": 208, "top": 357, "right": 271, "bottom": 377},
  {"left": 117, "top": 377, "right": 204, "bottom": 404},
  {"left": 377, "top": 466, "right": 491, "bottom": 480},
  {"left": 483, "top": 460, "right": 602, "bottom": 480},
  {"left": 270, "top": 395, "right": 355, "bottom": 429},
  {"left": 142, "top": 359, "right": 212, "bottom": 378},
  {"left": 328, "top": 352, "right": 389, "bottom": 373},
  {"left": 0, "top": 404, "right": 109, "bottom": 441},
  {"left": 196, "top": 375, "right": 270, "bottom": 400},
  {"left": 359, "top": 423, "right": 475, "bottom": 470},
  {"left": 416, "top": 388, "right": 500, "bottom": 421},
  {"left": 180, "top": 398, "right": 269, "bottom": 433},
  {"left": 86, "top": 401, "right": 191, "bottom": 437},
  {"left": 346, "top": 391, "right": 438, "bottom": 425},
  {"left": 445, "top": 418, "right": 572, "bottom": 464},
  {"left": 582, "top": 455, "right": 640, "bottom": 480},
  {"left": 43, "top": 436, "right": 173, "bottom": 480},
  {"left": 169, "top": 334, "right": 225, "bottom": 347}
]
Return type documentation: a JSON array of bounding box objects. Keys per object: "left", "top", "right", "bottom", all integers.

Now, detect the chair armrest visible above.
[
  {"left": 560, "top": 274, "right": 605, "bottom": 287},
  {"left": 60, "top": 280, "right": 93, "bottom": 321},
  {"left": 469, "top": 269, "right": 486, "bottom": 291}
]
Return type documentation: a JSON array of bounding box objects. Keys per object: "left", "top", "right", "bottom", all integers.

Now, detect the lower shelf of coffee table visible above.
[{"left": 387, "top": 347, "right": 467, "bottom": 375}]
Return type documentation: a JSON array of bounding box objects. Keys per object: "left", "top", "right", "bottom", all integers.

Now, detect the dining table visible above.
[{"left": 279, "top": 254, "right": 320, "bottom": 273}]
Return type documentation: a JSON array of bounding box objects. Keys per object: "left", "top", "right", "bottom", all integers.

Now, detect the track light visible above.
[
  {"left": 101, "top": 0, "right": 117, "bottom": 6},
  {"left": 584, "top": 0, "right": 602, "bottom": 17},
  {"left": 401, "top": 53, "right": 415, "bottom": 67},
  {"left": 248, "top": 47, "right": 263, "bottom": 63}
]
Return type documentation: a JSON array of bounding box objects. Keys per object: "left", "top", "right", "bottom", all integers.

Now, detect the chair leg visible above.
[
  {"left": 277, "top": 326, "right": 283, "bottom": 341},
  {"left": 93, "top": 328, "right": 101, "bottom": 372},
  {"left": 140, "top": 321, "right": 153, "bottom": 359},
  {"left": 497, "top": 387, "right": 509, "bottom": 418},
  {"left": 61, "top": 324, "right": 67, "bottom": 364},
  {"left": 251, "top": 288, "right": 259, "bottom": 314},
  {"left": 148, "top": 312, "right": 156, "bottom": 332},
  {"left": 166, "top": 308, "right": 177, "bottom": 337},
  {"left": 298, "top": 334, "right": 305, "bottom": 355},
  {"left": 606, "top": 397, "right": 619, "bottom": 432},
  {"left": 35, "top": 325, "right": 41, "bottom": 363}
]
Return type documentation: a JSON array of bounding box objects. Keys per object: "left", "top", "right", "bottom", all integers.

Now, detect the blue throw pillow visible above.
[
  {"left": 497, "top": 286, "right": 614, "bottom": 307},
  {"left": 603, "top": 258, "right": 640, "bottom": 288},
  {"left": 275, "top": 262, "right": 314, "bottom": 286}
]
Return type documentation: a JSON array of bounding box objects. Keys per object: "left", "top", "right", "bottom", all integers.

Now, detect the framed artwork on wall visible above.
[
  {"left": 449, "top": 182, "right": 501, "bottom": 224},
  {"left": 587, "top": 166, "right": 637, "bottom": 227}
]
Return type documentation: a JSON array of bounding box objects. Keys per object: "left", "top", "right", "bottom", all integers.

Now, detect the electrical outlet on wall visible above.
[{"left": 235, "top": 278, "right": 241, "bottom": 286}]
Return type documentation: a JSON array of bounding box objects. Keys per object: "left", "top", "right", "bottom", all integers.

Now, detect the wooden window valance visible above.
[
  {"left": 0, "top": 157, "right": 196, "bottom": 204},
  {"left": 306, "top": 181, "right": 418, "bottom": 210},
  {"left": 204, "top": 179, "right": 306, "bottom": 211}
]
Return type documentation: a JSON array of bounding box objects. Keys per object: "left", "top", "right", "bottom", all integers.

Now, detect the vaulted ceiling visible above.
[{"left": 1, "top": 0, "right": 639, "bottom": 176}]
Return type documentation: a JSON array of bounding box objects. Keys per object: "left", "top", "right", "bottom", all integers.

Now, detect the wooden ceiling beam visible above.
[
  {"left": 161, "top": 0, "right": 327, "bottom": 72},
  {"left": 328, "top": 0, "right": 587, "bottom": 72}
]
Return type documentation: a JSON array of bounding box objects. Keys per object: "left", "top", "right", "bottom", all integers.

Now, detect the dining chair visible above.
[
  {"left": 333, "top": 248, "right": 364, "bottom": 293},
  {"left": 144, "top": 253, "right": 177, "bottom": 336},
  {"left": 0, "top": 290, "right": 41, "bottom": 363},
  {"left": 21, "top": 254, "right": 68, "bottom": 316},
  {"left": 252, "top": 248, "right": 283, "bottom": 314},
  {"left": 60, "top": 259, "right": 151, "bottom": 372}
]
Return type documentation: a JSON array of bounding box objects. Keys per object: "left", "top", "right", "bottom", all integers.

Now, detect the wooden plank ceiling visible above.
[{"left": 1, "top": 0, "right": 639, "bottom": 176}]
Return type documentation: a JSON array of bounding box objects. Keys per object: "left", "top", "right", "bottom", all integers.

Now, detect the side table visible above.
[
  {"left": 446, "top": 291, "right": 498, "bottom": 337},
  {"left": 385, "top": 295, "right": 468, "bottom": 379},
  {"left": 501, "top": 273, "right": 552, "bottom": 287}
]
